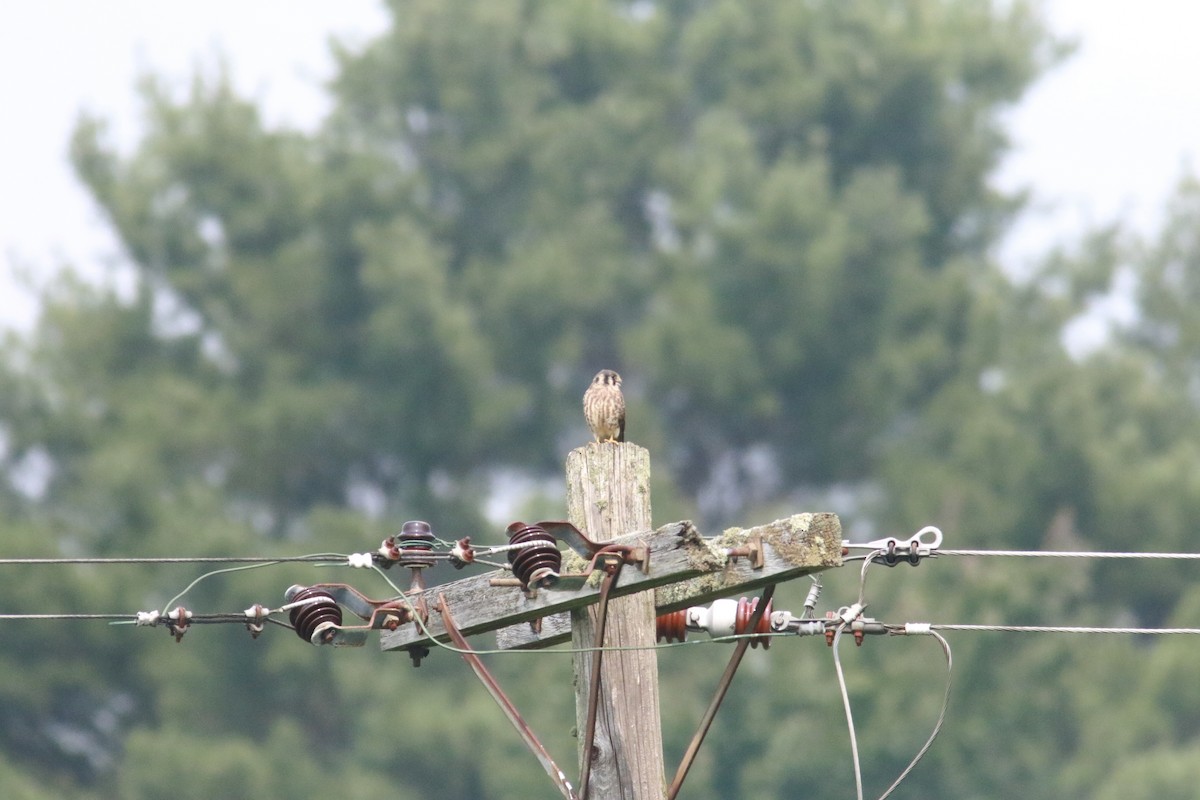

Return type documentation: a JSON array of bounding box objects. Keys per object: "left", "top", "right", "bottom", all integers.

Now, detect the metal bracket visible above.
[
  {"left": 488, "top": 522, "right": 650, "bottom": 599},
  {"left": 579, "top": 558, "right": 623, "bottom": 800},
  {"left": 842, "top": 525, "right": 943, "bottom": 566},
  {"left": 536, "top": 521, "right": 651, "bottom": 574}
]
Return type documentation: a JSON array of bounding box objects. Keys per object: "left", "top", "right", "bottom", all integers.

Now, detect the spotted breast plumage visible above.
[{"left": 583, "top": 369, "right": 625, "bottom": 444}]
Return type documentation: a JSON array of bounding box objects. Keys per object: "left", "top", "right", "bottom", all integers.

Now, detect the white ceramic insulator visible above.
[{"left": 701, "top": 598, "right": 739, "bottom": 638}]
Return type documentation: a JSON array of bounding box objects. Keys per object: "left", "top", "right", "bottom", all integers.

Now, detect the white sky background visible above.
[
  {"left": 1, "top": 0, "right": 1199, "bottom": 331},
  {"left": 994, "top": 0, "right": 1200, "bottom": 269},
  {"left": 0, "top": 1, "right": 389, "bottom": 328}
]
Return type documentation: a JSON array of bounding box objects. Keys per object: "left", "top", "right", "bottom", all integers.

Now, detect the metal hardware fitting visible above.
[
  {"left": 579, "top": 559, "right": 623, "bottom": 800},
  {"left": 842, "top": 525, "right": 943, "bottom": 566},
  {"left": 724, "top": 533, "right": 765, "bottom": 569},
  {"left": 825, "top": 607, "right": 887, "bottom": 646}
]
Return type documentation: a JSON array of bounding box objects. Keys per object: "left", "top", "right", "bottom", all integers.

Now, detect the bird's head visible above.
[{"left": 592, "top": 369, "right": 622, "bottom": 387}]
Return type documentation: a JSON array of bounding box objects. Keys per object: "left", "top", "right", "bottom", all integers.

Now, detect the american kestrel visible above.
[{"left": 583, "top": 369, "right": 625, "bottom": 444}]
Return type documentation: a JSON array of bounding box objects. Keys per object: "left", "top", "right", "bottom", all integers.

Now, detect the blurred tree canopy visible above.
[{"left": 3, "top": 0, "right": 1200, "bottom": 797}]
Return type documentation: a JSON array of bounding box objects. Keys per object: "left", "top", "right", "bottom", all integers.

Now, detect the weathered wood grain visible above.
[{"left": 566, "top": 442, "right": 662, "bottom": 799}]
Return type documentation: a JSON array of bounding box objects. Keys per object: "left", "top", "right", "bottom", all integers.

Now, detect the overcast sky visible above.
[{"left": 2, "top": 0, "right": 1198, "bottom": 331}]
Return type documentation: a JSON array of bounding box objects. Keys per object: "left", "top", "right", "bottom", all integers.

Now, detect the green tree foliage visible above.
[
  {"left": 331, "top": 0, "right": 1053, "bottom": 520},
  {"left": 876, "top": 179, "right": 1200, "bottom": 796},
  {"left": 5, "top": 1, "right": 1200, "bottom": 798}
]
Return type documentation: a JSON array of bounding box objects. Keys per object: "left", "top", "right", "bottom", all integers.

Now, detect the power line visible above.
[
  {"left": 5, "top": 546, "right": 1200, "bottom": 568},
  {"left": 846, "top": 526, "right": 1200, "bottom": 564},
  {"left": 0, "top": 554, "right": 348, "bottom": 565},
  {"left": 927, "top": 624, "right": 1200, "bottom": 635},
  {"left": 6, "top": 540, "right": 1200, "bottom": 643},
  {"left": 0, "top": 613, "right": 135, "bottom": 620},
  {"left": 0, "top": 540, "right": 538, "bottom": 568},
  {"left": 938, "top": 549, "right": 1200, "bottom": 560},
  {"left": 0, "top": 611, "right": 290, "bottom": 624}
]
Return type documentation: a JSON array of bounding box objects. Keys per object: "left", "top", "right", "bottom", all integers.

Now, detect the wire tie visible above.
[
  {"left": 839, "top": 602, "right": 865, "bottom": 625},
  {"left": 243, "top": 604, "right": 270, "bottom": 620}
]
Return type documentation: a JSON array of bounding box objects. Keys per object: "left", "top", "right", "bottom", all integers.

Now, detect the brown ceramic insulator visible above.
[
  {"left": 736, "top": 596, "right": 773, "bottom": 649},
  {"left": 397, "top": 520, "right": 437, "bottom": 568},
  {"left": 506, "top": 522, "right": 562, "bottom": 589},
  {"left": 656, "top": 609, "right": 688, "bottom": 643},
  {"left": 288, "top": 588, "right": 343, "bottom": 642}
]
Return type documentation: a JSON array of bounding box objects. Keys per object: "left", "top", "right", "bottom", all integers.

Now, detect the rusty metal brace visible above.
[
  {"left": 438, "top": 593, "right": 577, "bottom": 800},
  {"left": 578, "top": 552, "right": 625, "bottom": 800},
  {"left": 666, "top": 584, "right": 777, "bottom": 800}
]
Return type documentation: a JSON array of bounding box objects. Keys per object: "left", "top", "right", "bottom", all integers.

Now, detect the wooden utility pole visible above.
[
  {"left": 378, "top": 445, "right": 841, "bottom": 800},
  {"left": 566, "top": 442, "right": 663, "bottom": 799}
]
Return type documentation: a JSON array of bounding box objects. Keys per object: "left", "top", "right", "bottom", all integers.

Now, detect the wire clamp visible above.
[
  {"left": 165, "top": 606, "right": 192, "bottom": 642},
  {"left": 842, "top": 525, "right": 943, "bottom": 566},
  {"left": 449, "top": 537, "right": 475, "bottom": 569},
  {"left": 243, "top": 603, "right": 269, "bottom": 638},
  {"left": 826, "top": 606, "right": 886, "bottom": 646}
]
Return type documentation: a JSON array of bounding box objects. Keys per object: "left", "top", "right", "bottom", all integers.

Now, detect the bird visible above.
[{"left": 583, "top": 369, "right": 625, "bottom": 444}]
